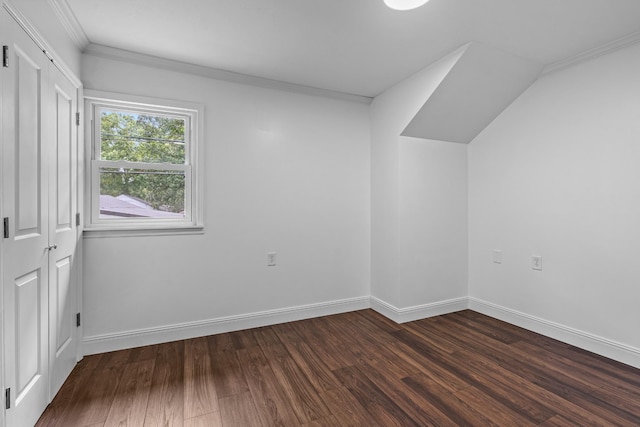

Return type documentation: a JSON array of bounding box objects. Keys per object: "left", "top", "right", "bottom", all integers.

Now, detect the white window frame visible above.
[{"left": 84, "top": 90, "right": 204, "bottom": 235}]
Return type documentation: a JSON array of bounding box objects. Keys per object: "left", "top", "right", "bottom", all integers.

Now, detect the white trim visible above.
[
  {"left": 82, "top": 227, "right": 204, "bottom": 239},
  {"left": 83, "top": 90, "right": 205, "bottom": 232},
  {"left": 81, "top": 296, "right": 371, "bottom": 355},
  {"left": 80, "top": 294, "right": 640, "bottom": 370},
  {"left": 543, "top": 31, "right": 640, "bottom": 75},
  {"left": 83, "top": 43, "right": 373, "bottom": 105},
  {"left": 370, "top": 296, "right": 467, "bottom": 324},
  {"left": 468, "top": 297, "right": 640, "bottom": 370},
  {"left": 47, "top": 0, "right": 89, "bottom": 50}
]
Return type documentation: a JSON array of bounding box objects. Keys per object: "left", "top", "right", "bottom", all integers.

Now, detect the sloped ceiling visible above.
[
  {"left": 60, "top": 0, "right": 640, "bottom": 98},
  {"left": 52, "top": 0, "right": 640, "bottom": 143},
  {"left": 402, "top": 42, "right": 543, "bottom": 143}
]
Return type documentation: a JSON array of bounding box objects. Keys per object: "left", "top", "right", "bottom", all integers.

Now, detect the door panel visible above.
[
  {"left": 15, "top": 270, "right": 42, "bottom": 399},
  {"left": 15, "top": 46, "right": 42, "bottom": 235},
  {"left": 48, "top": 64, "right": 78, "bottom": 399},
  {"left": 2, "top": 8, "right": 51, "bottom": 427},
  {"left": 54, "top": 257, "right": 72, "bottom": 355},
  {"left": 55, "top": 84, "right": 73, "bottom": 230}
]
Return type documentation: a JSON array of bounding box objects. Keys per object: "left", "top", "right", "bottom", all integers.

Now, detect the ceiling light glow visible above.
[{"left": 384, "top": 0, "right": 430, "bottom": 11}]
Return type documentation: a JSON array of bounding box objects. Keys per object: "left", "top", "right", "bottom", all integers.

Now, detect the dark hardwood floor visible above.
[{"left": 36, "top": 309, "right": 640, "bottom": 426}]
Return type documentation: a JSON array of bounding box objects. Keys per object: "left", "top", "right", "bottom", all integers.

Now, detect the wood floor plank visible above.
[
  {"left": 352, "top": 308, "right": 402, "bottom": 334},
  {"left": 218, "top": 391, "right": 264, "bottom": 427},
  {"left": 251, "top": 325, "right": 282, "bottom": 348},
  {"left": 35, "top": 355, "right": 104, "bottom": 427},
  {"left": 357, "top": 360, "right": 458, "bottom": 426},
  {"left": 515, "top": 339, "right": 640, "bottom": 391},
  {"left": 389, "top": 329, "right": 475, "bottom": 393},
  {"left": 538, "top": 415, "right": 582, "bottom": 427},
  {"left": 451, "top": 337, "right": 626, "bottom": 426},
  {"left": 446, "top": 310, "right": 529, "bottom": 344},
  {"left": 559, "top": 344, "right": 640, "bottom": 386},
  {"left": 104, "top": 359, "right": 155, "bottom": 427},
  {"left": 453, "top": 385, "right": 537, "bottom": 426},
  {"left": 325, "top": 314, "right": 420, "bottom": 379},
  {"left": 183, "top": 337, "right": 219, "bottom": 420},
  {"left": 37, "top": 309, "right": 640, "bottom": 426},
  {"left": 393, "top": 325, "right": 555, "bottom": 425},
  {"left": 62, "top": 349, "right": 132, "bottom": 426},
  {"left": 403, "top": 373, "right": 502, "bottom": 427},
  {"left": 300, "top": 415, "right": 341, "bottom": 427},
  {"left": 259, "top": 341, "right": 332, "bottom": 423},
  {"left": 429, "top": 316, "right": 640, "bottom": 425},
  {"left": 183, "top": 411, "right": 223, "bottom": 427},
  {"left": 228, "top": 328, "right": 260, "bottom": 350},
  {"left": 404, "top": 320, "right": 470, "bottom": 355},
  {"left": 128, "top": 344, "right": 159, "bottom": 362},
  {"left": 596, "top": 382, "right": 640, "bottom": 414},
  {"left": 143, "top": 340, "right": 184, "bottom": 427},
  {"left": 318, "top": 387, "right": 382, "bottom": 427},
  {"left": 448, "top": 349, "right": 558, "bottom": 424},
  {"left": 273, "top": 335, "right": 339, "bottom": 393},
  {"left": 236, "top": 346, "right": 301, "bottom": 426},
  {"left": 206, "top": 338, "right": 250, "bottom": 398},
  {"left": 292, "top": 317, "right": 355, "bottom": 370},
  {"left": 332, "top": 365, "right": 421, "bottom": 427}
]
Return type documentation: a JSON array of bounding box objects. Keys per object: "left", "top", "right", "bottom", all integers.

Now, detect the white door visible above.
[
  {"left": 48, "top": 64, "right": 79, "bottom": 399},
  {"left": 2, "top": 8, "right": 51, "bottom": 427}
]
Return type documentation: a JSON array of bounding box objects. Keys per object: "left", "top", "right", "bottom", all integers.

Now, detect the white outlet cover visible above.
[
  {"left": 532, "top": 255, "right": 542, "bottom": 271},
  {"left": 267, "top": 252, "right": 277, "bottom": 267},
  {"left": 493, "top": 250, "right": 502, "bottom": 264}
]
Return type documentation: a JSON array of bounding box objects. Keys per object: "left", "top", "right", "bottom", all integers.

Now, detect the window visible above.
[{"left": 85, "top": 91, "right": 203, "bottom": 232}]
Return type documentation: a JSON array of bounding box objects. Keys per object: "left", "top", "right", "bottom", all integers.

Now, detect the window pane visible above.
[
  {"left": 100, "top": 110, "right": 186, "bottom": 164},
  {"left": 99, "top": 167, "right": 185, "bottom": 219}
]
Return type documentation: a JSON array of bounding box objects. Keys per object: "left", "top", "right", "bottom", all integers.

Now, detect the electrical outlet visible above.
[
  {"left": 493, "top": 249, "right": 502, "bottom": 264},
  {"left": 267, "top": 252, "right": 277, "bottom": 267},
  {"left": 532, "top": 255, "right": 542, "bottom": 271}
]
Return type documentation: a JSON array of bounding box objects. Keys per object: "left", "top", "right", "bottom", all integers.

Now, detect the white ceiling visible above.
[{"left": 64, "top": 0, "right": 640, "bottom": 98}]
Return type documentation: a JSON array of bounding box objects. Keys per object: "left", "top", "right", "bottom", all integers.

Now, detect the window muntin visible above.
[{"left": 86, "top": 93, "right": 202, "bottom": 231}]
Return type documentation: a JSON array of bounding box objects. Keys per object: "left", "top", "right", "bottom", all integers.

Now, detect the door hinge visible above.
[
  {"left": 76, "top": 212, "right": 80, "bottom": 227},
  {"left": 5, "top": 388, "right": 9, "bottom": 410},
  {"left": 76, "top": 111, "right": 80, "bottom": 126},
  {"left": 2, "top": 45, "right": 8, "bottom": 68},
  {"left": 76, "top": 312, "right": 81, "bottom": 327},
  {"left": 3, "top": 217, "right": 8, "bottom": 239}
]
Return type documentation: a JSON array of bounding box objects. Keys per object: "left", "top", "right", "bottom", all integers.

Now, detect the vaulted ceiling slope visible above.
[
  {"left": 402, "top": 42, "right": 543, "bottom": 143},
  {"left": 59, "top": 0, "right": 640, "bottom": 98}
]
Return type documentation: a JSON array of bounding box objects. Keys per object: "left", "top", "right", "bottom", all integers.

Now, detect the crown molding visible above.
[
  {"left": 83, "top": 44, "right": 373, "bottom": 104},
  {"left": 543, "top": 31, "right": 640, "bottom": 75},
  {"left": 48, "top": 0, "right": 89, "bottom": 50}
]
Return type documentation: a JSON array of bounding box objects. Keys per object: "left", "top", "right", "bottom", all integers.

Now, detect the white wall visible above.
[
  {"left": 78, "top": 19, "right": 640, "bottom": 368},
  {"left": 370, "top": 47, "right": 468, "bottom": 320},
  {"left": 81, "top": 54, "right": 371, "bottom": 353},
  {"left": 398, "top": 137, "right": 467, "bottom": 308},
  {"left": 469, "top": 42, "right": 640, "bottom": 366}
]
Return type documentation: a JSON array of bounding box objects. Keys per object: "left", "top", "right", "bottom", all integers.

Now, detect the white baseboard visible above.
[
  {"left": 468, "top": 297, "right": 640, "bottom": 369},
  {"left": 82, "top": 296, "right": 370, "bottom": 355},
  {"left": 370, "top": 296, "right": 467, "bottom": 324},
  {"left": 82, "top": 294, "right": 640, "bottom": 371}
]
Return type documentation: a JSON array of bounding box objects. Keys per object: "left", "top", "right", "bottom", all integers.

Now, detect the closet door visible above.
[
  {"left": 48, "top": 64, "right": 79, "bottom": 399},
  {"left": 1, "top": 8, "right": 51, "bottom": 427}
]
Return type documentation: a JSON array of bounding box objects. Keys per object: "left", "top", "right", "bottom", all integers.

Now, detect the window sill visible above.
[{"left": 82, "top": 225, "right": 204, "bottom": 239}]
